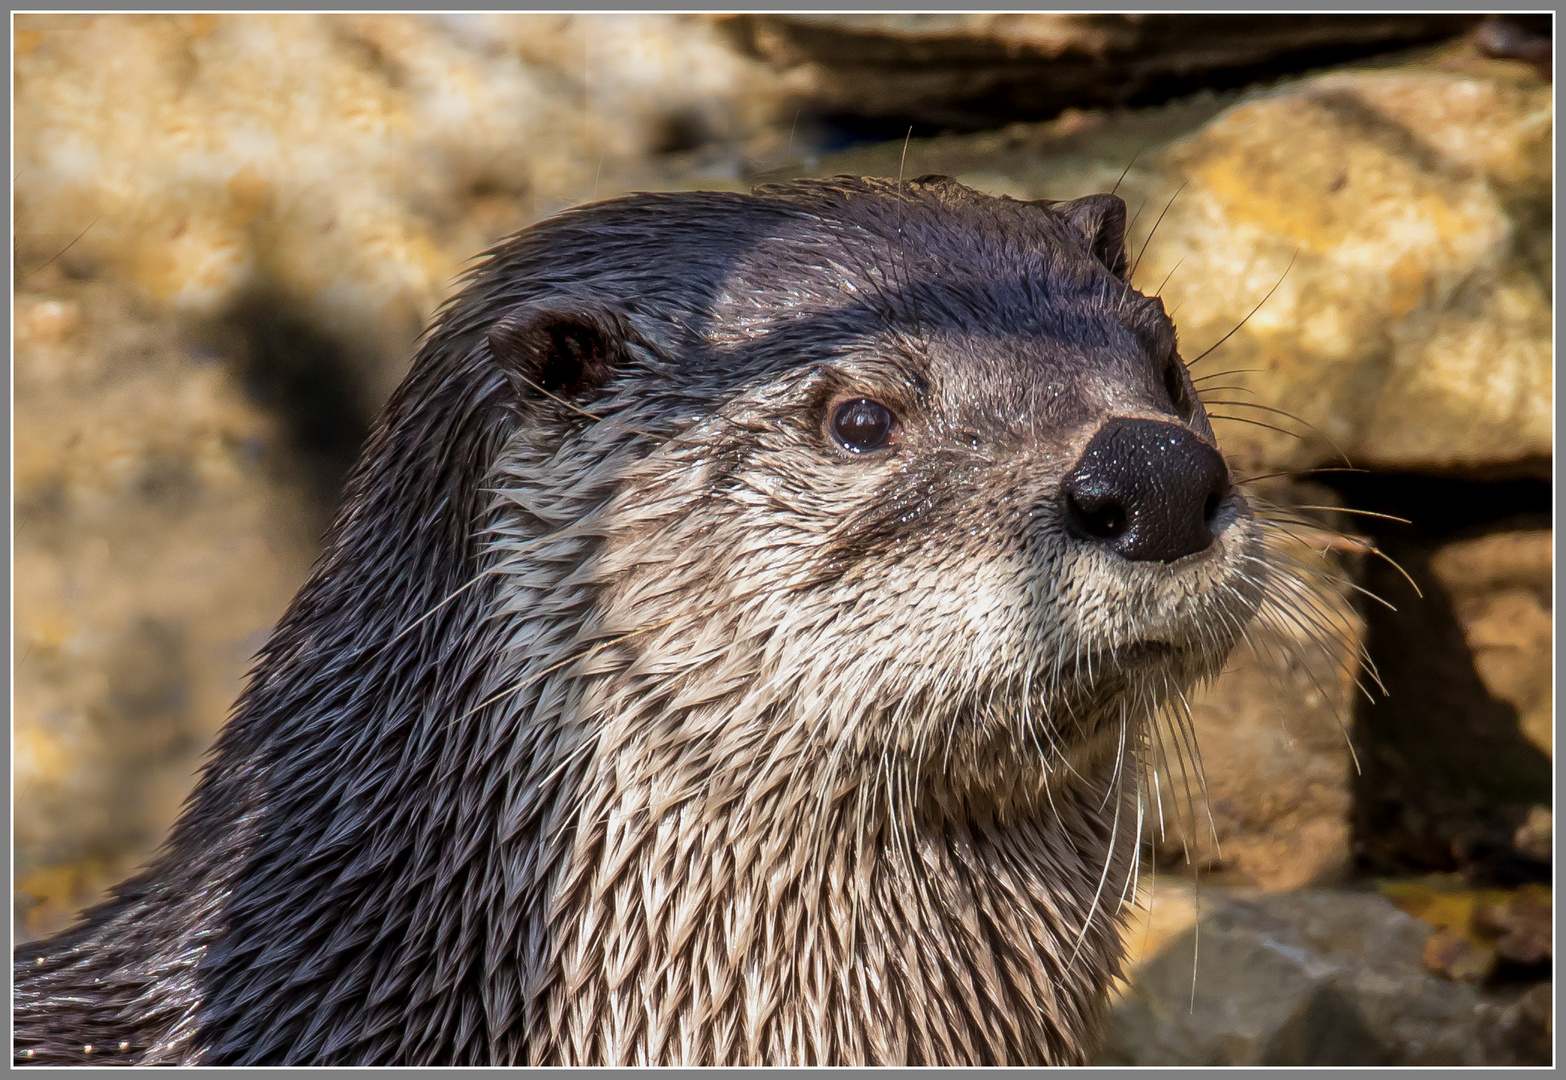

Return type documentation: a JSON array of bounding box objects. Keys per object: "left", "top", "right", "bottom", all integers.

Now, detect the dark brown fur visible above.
[{"left": 14, "top": 177, "right": 1268, "bottom": 1065}]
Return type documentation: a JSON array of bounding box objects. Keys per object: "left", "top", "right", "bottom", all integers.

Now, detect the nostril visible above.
[
  {"left": 1068, "top": 492, "right": 1128, "bottom": 540},
  {"left": 1203, "top": 490, "right": 1221, "bottom": 526},
  {"left": 1089, "top": 503, "right": 1127, "bottom": 539}
]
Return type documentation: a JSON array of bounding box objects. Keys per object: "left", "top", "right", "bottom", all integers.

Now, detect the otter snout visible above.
[{"left": 1061, "top": 417, "right": 1230, "bottom": 563}]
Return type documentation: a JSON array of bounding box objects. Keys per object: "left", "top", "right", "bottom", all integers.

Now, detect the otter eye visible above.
[
  {"left": 831, "top": 398, "right": 896, "bottom": 453},
  {"left": 1161, "top": 356, "right": 1192, "bottom": 419}
]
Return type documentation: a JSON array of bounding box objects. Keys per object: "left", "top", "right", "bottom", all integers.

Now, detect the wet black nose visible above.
[{"left": 1061, "top": 417, "right": 1230, "bottom": 563}]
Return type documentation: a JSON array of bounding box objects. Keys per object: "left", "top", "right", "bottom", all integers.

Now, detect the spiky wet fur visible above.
[{"left": 15, "top": 177, "right": 1315, "bottom": 1065}]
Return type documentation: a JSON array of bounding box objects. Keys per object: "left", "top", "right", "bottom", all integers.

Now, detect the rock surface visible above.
[
  {"left": 1352, "top": 527, "right": 1553, "bottom": 882},
  {"left": 1153, "top": 60, "right": 1552, "bottom": 475},
  {"left": 1428, "top": 529, "right": 1552, "bottom": 758},
  {"left": 14, "top": 13, "right": 787, "bottom": 413},
  {"left": 1099, "top": 888, "right": 1552, "bottom": 1065},
  {"left": 722, "top": 14, "right": 1481, "bottom": 130},
  {"left": 18, "top": 18, "right": 1546, "bottom": 482},
  {"left": 13, "top": 283, "right": 318, "bottom": 940},
  {"left": 1382, "top": 880, "right": 1553, "bottom": 982}
]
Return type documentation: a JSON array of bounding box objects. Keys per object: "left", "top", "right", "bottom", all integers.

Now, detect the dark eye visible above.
[
  {"left": 1162, "top": 356, "right": 1192, "bottom": 419},
  {"left": 830, "top": 398, "right": 896, "bottom": 453}
]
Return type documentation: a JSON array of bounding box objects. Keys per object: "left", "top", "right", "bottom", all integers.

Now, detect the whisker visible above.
[
  {"left": 1205, "top": 413, "right": 1307, "bottom": 444},
  {"left": 1153, "top": 256, "right": 1185, "bottom": 299},
  {"left": 1233, "top": 465, "right": 1367, "bottom": 484},
  {"left": 1139, "top": 800, "right": 1160, "bottom": 964},
  {"left": 1251, "top": 581, "right": 1385, "bottom": 702},
  {"left": 1187, "top": 249, "right": 1299, "bottom": 368},
  {"left": 1191, "top": 367, "right": 1263, "bottom": 384},
  {"left": 1133, "top": 183, "right": 1177, "bottom": 286},
  {"left": 1107, "top": 143, "right": 1148, "bottom": 199},
  {"left": 1189, "top": 862, "right": 1201, "bottom": 1012},
  {"left": 1247, "top": 561, "right": 1384, "bottom": 711},
  {"left": 25, "top": 212, "right": 103, "bottom": 280},
  {"left": 509, "top": 370, "right": 666, "bottom": 443},
  {"left": 381, "top": 567, "right": 503, "bottom": 649},
  {"left": 1130, "top": 182, "right": 1187, "bottom": 283},
  {"left": 1159, "top": 692, "right": 1204, "bottom": 867},
  {"left": 1289, "top": 505, "right": 1412, "bottom": 526},
  {"left": 1066, "top": 712, "right": 1130, "bottom": 973},
  {"left": 1146, "top": 715, "right": 1170, "bottom": 843},
  {"left": 1116, "top": 196, "right": 1152, "bottom": 308},
  {"left": 1332, "top": 577, "right": 1399, "bottom": 613},
  {"left": 1252, "top": 508, "right": 1423, "bottom": 599},
  {"left": 1123, "top": 196, "right": 1151, "bottom": 251},
  {"left": 1197, "top": 399, "right": 1352, "bottom": 466},
  {"left": 1122, "top": 778, "right": 1145, "bottom": 916},
  {"left": 1167, "top": 684, "right": 1219, "bottom": 855}
]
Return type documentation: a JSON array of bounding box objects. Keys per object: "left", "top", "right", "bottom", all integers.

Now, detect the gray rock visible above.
[{"left": 1098, "top": 889, "right": 1548, "bottom": 1064}]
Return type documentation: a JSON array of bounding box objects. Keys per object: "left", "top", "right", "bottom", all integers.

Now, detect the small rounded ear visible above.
[
  {"left": 486, "top": 305, "right": 632, "bottom": 402},
  {"left": 1040, "top": 193, "right": 1129, "bottom": 279}
]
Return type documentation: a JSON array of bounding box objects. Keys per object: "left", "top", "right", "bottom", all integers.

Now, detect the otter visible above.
[{"left": 15, "top": 176, "right": 1277, "bottom": 1065}]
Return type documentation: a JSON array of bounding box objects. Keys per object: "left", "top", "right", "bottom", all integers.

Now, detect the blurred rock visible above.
[
  {"left": 1481, "top": 981, "right": 1554, "bottom": 1066},
  {"left": 1097, "top": 889, "right": 1550, "bottom": 1064},
  {"left": 1475, "top": 885, "right": 1552, "bottom": 968},
  {"left": 1428, "top": 530, "right": 1552, "bottom": 757},
  {"left": 13, "top": 283, "right": 318, "bottom": 941},
  {"left": 723, "top": 14, "right": 1480, "bottom": 130},
  {"left": 20, "top": 18, "right": 1544, "bottom": 485},
  {"left": 14, "top": 13, "right": 786, "bottom": 415},
  {"left": 1352, "top": 530, "right": 1552, "bottom": 882},
  {"left": 1474, "top": 15, "right": 1553, "bottom": 81},
  {"left": 1513, "top": 806, "right": 1552, "bottom": 863},
  {"left": 1146, "top": 57, "right": 1552, "bottom": 476},
  {"left": 1379, "top": 879, "right": 1552, "bottom": 982}
]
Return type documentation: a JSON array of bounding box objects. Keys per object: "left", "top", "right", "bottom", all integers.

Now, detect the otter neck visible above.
[{"left": 521, "top": 690, "right": 1136, "bottom": 1066}]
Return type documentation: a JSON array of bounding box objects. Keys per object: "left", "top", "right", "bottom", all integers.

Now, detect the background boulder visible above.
[
  {"left": 720, "top": 14, "right": 1483, "bottom": 132},
  {"left": 1101, "top": 888, "right": 1551, "bottom": 1065}
]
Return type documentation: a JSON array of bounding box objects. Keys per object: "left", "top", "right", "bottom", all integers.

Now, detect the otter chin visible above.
[{"left": 16, "top": 176, "right": 1285, "bottom": 1066}]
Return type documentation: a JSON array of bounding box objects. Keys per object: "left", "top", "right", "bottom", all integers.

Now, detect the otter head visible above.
[
  {"left": 476, "top": 178, "right": 1259, "bottom": 822},
  {"left": 453, "top": 177, "right": 1266, "bottom": 1061}
]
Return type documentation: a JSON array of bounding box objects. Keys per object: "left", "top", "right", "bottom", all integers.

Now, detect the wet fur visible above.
[{"left": 15, "top": 177, "right": 1275, "bottom": 1065}]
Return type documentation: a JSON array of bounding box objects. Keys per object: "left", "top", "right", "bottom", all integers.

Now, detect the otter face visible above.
[
  {"left": 483, "top": 177, "right": 1265, "bottom": 819},
  {"left": 450, "top": 178, "right": 1292, "bottom": 1063}
]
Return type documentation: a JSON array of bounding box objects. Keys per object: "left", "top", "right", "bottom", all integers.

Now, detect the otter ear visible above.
[
  {"left": 485, "top": 305, "right": 632, "bottom": 402},
  {"left": 1050, "top": 193, "right": 1129, "bottom": 279}
]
